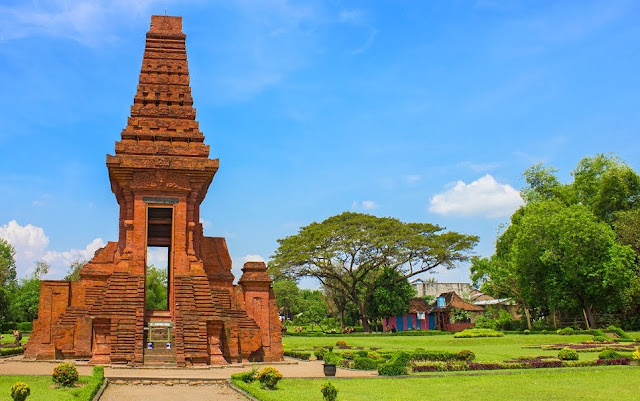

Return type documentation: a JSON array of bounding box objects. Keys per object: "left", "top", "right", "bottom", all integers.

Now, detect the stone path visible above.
[
  {"left": 105, "top": 359, "right": 377, "bottom": 380},
  {"left": 100, "top": 383, "right": 249, "bottom": 401},
  {"left": 1, "top": 356, "right": 376, "bottom": 378},
  {"left": 1, "top": 356, "right": 376, "bottom": 400}
]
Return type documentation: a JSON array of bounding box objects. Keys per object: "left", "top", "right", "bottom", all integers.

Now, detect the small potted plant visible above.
[{"left": 323, "top": 352, "right": 339, "bottom": 377}]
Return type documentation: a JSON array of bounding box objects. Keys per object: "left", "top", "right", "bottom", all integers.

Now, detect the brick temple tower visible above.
[{"left": 25, "top": 15, "right": 283, "bottom": 366}]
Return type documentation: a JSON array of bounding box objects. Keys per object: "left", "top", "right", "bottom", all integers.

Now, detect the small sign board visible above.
[
  {"left": 149, "top": 322, "right": 172, "bottom": 327},
  {"left": 417, "top": 312, "right": 426, "bottom": 320}
]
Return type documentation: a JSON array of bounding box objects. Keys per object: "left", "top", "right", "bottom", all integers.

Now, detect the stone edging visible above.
[
  {"left": 227, "top": 380, "right": 261, "bottom": 401},
  {"left": 93, "top": 378, "right": 109, "bottom": 401}
]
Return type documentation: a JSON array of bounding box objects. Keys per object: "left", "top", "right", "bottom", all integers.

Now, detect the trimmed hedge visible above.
[
  {"left": 453, "top": 329, "right": 504, "bottom": 338},
  {"left": 283, "top": 350, "right": 312, "bottom": 360},
  {"left": 0, "top": 347, "right": 24, "bottom": 357},
  {"left": 16, "top": 322, "right": 32, "bottom": 333},
  {"left": 88, "top": 366, "right": 105, "bottom": 400},
  {"left": 353, "top": 356, "right": 378, "bottom": 370},
  {"left": 409, "top": 349, "right": 476, "bottom": 362},
  {"left": 378, "top": 352, "right": 410, "bottom": 376}
]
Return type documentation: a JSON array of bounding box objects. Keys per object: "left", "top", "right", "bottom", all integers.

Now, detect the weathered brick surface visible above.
[{"left": 25, "top": 15, "right": 283, "bottom": 366}]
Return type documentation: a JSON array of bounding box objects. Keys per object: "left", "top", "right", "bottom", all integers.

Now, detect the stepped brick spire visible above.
[
  {"left": 117, "top": 16, "right": 208, "bottom": 158},
  {"left": 25, "top": 15, "right": 283, "bottom": 367}
]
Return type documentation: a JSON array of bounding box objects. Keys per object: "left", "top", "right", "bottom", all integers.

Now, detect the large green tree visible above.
[
  {"left": 367, "top": 268, "right": 416, "bottom": 322},
  {"left": 270, "top": 212, "right": 478, "bottom": 331},
  {"left": 483, "top": 154, "right": 640, "bottom": 329},
  {"left": 272, "top": 279, "right": 301, "bottom": 321},
  {"left": 145, "top": 265, "right": 168, "bottom": 310},
  {"left": 0, "top": 239, "right": 18, "bottom": 320},
  {"left": 486, "top": 200, "right": 635, "bottom": 328}
]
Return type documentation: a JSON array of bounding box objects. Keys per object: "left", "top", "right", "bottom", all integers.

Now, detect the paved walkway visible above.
[
  {"left": 0, "top": 356, "right": 377, "bottom": 379},
  {"left": 100, "top": 383, "right": 249, "bottom": 401}
]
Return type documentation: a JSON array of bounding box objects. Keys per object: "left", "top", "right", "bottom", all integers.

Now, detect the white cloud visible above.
[
  {"left": 429, "top": 174, "right": 523, "bottom": 218},
  {"left": 351, "top": 200, "right": 379, "bottom": 211},
  {"left": 42, "top": 238, "right": 105, "bottom": 277},
  {"left": 0, "top": 220, "right": 104, "bottom": 279},
  {"left": 0, "top": 0, "right": 171, "bottom": 45},
  {"left": 0, "top": 220, "right": 49, "bottom": 268}
]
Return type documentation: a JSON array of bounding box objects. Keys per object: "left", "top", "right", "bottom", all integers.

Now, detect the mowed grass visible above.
[
  {"left": 283, "top": 333, "right": 598, "bottom": 361},
  {"left": 0, "top": 334, "right": 29, "bottom": 345},
  {"left": 235, "top": 366, "right": 640, "bottom": 401},
  {"left": 0, "top": 375, "right": 99, "bottom": 401}
]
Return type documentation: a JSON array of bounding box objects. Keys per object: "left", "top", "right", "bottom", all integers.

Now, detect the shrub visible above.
[
  {"left": 558, "top": 348, "right": 579, "bottom": 361},
  {"left": 523, "top": 329, "right": 530, "bottom": 335},
  {"left": 335, "top": 340, "right": 349, "bottom": 349},
  {"left": 16, "top": 323, "right": 32, "bottom": 333},
  {"left": 256, "top": 367, "right": 283, "bottom": 390},
  {"left": 355, "top": 350, "right": 368, "bottom": 357},
  {"left": 557, "top": 327, "right": 574, "bottom": 336},
  {"left": 283, "top": 350, "right": 312, "bottom": 360},
  {"left": 606, "top": 325, "right": 631, "bottom": 339},
  {"left": 458, "top": 350, "right": 476, "bottom": 361},
  {"left": 321, "top": 382, "right": 338, "bottom": 401},
  {"left": 454, "top": 329, "right": 504, "bottom": 338},
  {"left": 52, "top": 362, "right": 78, "bottom": 387},
  {"left": 367, "top": 351, "right": 382, "bottom": 360},
  {"left": 314, "top": 347, "right": 327, "bottom": 360},
  {"left": 0, "top": 347, "right": 24, "bottom": 357},
  {"left": 378, "top": 352, "right": 410, "bottom": 376},
  {"left": 598, "top": 349, "right": 623, "bottom": 360},
  {"left": 340, "top": 350, "right": 354, "bottom": 360},
  {"left": 323, "top": 352, "right": 340, "bottom": 365},
  {"left": 231, "top": 368, "right": 257, "bottom": 383},
  {"left": 353, "top": 356, "right": 377, "bottom": 370},
  {"left": 633, "top": 347, "right": 640, "bottom": 362},
  {"left": 10, "top": 382, "right": 30, "bottom": 401},
  {"left": 473, "top": 316, "right": 497, "bottom": 330},
  {"left": 593, "top": 336, "right": 608, "bottom": 342}
]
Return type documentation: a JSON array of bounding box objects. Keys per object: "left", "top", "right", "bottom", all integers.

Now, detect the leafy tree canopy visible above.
[
  {"left": 145, "top": 265, "right": 168, "bottom": 310},
  {"left": 367, "top": 268, "right": 416, "bottom": 321},
  {"left": 271, "top": 212, "right": 478, "bottom": 331},
  {"left": 64, "top": 259, "right": 87, "bottom": 281}
]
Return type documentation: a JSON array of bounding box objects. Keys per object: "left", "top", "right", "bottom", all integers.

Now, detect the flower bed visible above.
[
  {"left": 540, "top": 343, "right": 636, "bottom": 352},
  {"left": 412, "top": 357, "right": 633, "bottom": 372}
]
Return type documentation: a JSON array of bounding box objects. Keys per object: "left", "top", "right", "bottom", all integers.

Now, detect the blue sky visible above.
[{"left": 1, "top": 0, "right": 639, "bottom": 286}]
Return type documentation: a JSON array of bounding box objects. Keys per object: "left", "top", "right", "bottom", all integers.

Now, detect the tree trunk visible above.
[
  {"left": 584, "top": 306, "right": 597, "bottom": 329},
  {"left": 524, "top": 306, "right": 532, "bottom": 330},
  {"left": 582, "top": 308, "right": 590, "bottom": 329}
]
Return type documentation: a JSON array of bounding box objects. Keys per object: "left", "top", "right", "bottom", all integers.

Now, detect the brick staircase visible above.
[{"left": 143, "top": 323, "right": 176, "bottom": 366}]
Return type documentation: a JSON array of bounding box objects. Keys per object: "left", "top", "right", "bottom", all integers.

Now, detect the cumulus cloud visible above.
[
  {"left": 0, "top": 220, "right": 104, "bottom": 279},
  {"left": 0, "top": 0, "right": 173, "bottom": 44},
  {"left": 351, "top": 200, "right": 379, "bottom": 211},
  {"left": 429, "top": 174, "right": 523, "bottom": 218}
]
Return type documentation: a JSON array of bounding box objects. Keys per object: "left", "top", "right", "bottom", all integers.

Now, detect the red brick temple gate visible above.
[{"left": 24, "top": 15, "right": 283, "bottom": 366}]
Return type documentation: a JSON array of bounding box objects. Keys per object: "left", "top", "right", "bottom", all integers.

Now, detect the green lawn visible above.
[
  {"left": 283, "top": 333, "right": 600, "bottom": 362},
  {"left": 235, "top": 366, "right": 640, "bottom": 401},
  {"left": 0, "top": 334, "right": 29, "bottom": 346},
  {"left": 0, "top": 375, "right": 101, "bottom": 401}
]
